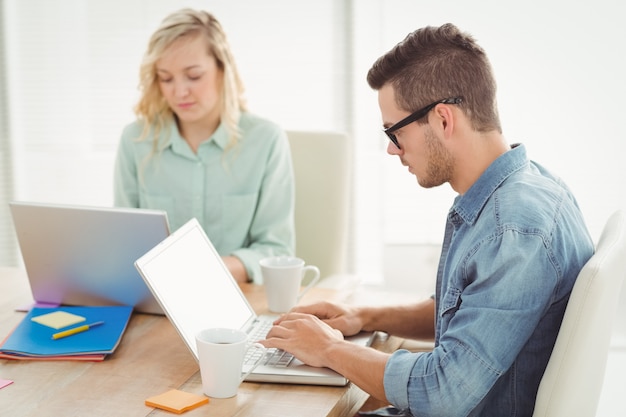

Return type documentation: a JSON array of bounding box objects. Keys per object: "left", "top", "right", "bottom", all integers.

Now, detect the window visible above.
[{"left": 2, "top": 0, "right": 625, "bottom": 286}]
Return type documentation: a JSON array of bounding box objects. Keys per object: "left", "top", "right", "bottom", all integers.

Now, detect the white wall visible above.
[
  {"left": 2, "top": 0, "right": 625, "bottom": 284},
  {"left": 375, "top": 0, "right": 626, "bottom": 247}
]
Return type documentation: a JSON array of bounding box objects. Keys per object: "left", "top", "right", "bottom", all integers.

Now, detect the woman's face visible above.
[{"left": 156, "top": 34, "right": 223, "bottom": 127}]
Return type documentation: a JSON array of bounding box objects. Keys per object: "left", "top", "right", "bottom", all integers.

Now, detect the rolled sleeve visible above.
[
  {"left": 384, "top": 349, "right": 420, "bottom": 411},
  {"left": 384, "top": 344, "right": 497, "bottom": 416},
  {"left": 230, "top": 248, "right": 265, "bottom": 283}
]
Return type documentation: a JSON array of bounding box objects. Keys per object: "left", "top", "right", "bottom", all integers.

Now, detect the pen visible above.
[{"left": 51, "top": 321, "right": 105, "bottom": 340}]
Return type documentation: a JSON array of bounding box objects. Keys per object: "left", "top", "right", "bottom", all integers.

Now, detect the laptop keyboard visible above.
[{"left": 245, "top": 317, "right": 294, "bottom": 367}]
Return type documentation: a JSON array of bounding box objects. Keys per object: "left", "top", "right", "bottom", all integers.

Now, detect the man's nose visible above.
[{"left": 387, "top": 140, "right": 401, "bottom": 156}]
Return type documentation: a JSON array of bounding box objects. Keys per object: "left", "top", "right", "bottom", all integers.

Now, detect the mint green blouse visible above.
[{"left": 113, "top": 112, "right": 295, "bottom": 282}]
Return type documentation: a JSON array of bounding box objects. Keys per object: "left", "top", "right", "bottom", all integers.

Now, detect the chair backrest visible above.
[
  {"left": 286, "top": 130, "right": 351, "bottom": 280},
  {"left": 533, "top": 209, "right": 626, "bottom": 417}
]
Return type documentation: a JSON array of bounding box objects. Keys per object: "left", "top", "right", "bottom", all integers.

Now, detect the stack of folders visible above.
[{"left": 0, "top": 305, "right": 133, "bottom": 361}]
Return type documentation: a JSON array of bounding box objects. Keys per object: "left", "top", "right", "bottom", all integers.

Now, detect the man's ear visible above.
[{"left": 432, "top": 103, "right": 455, "bottom": 138}]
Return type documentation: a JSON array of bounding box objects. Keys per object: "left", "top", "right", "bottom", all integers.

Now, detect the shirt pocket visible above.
[{"left": 440, "top": 286, "right": 462, "bottom": 317}]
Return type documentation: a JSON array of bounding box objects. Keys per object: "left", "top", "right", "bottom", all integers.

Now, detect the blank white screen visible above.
[{"left": 136, "top": 219, "right": 255, "bottom": 360}]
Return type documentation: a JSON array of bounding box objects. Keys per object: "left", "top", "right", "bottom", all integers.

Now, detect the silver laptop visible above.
[
  {"left": 134, "top": 217, "right": 372, "bottom": 386},
  {"left": 9, "top": 201, "right": 170, "bottom": 314}
]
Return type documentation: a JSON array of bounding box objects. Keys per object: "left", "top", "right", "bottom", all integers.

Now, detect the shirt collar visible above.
[
  {"left": 167, "top": 121, "right": 230, "bottom": 156},
  {"left": 208, "top": 122, "right": 230, "bottom": 149},
  {"left": 451, "top": 143, "right": 528, "bottom": 225}
]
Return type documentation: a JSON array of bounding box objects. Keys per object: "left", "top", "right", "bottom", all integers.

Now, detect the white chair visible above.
[
  {"left": 533, "top": 209, "right": 626, "bottom": 417},
  {"left": 286, "top": 130, "right": 352, "bottom": 281}
]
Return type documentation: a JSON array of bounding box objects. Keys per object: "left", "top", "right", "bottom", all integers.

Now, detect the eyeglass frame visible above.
[{"left": 384, "top": 97, "right": 463, "bottom": 149}]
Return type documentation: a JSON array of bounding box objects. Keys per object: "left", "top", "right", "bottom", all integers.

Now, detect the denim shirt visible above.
[{"left": 384, "top": 144, "right": 593, "bottom": 417}]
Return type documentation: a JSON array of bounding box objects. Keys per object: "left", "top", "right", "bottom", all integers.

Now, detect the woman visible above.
[{"left": 114, "top": 9, "right": 295, "bottom": 283}]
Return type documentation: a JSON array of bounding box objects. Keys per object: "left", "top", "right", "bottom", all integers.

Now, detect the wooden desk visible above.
[{"left": 0, "top": 268, "right": 406, "bottom": 417}]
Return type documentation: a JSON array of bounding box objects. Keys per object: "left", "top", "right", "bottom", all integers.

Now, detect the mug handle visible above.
[
  {"left": 297, "top": 265, "right": 321, "bottom": 301},
  {"left": 240, "top": 343, "right": 267, "bottom": 383}
]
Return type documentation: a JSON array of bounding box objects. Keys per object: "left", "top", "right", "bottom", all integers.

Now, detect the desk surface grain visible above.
[{"left": 0, "top": 268, "right": 407, "bottom": 417}]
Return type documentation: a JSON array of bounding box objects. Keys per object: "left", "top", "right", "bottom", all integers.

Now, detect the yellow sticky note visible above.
[
  {"left": 31, "top": 311, "right": 86, "bottom": 329},
  {"left": 145, "top": 389, "right": 209, "bottom": 414}
]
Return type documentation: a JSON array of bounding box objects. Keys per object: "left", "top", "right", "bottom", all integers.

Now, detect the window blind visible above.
[{"left": 0, "top": 0, "right": 17, "bottom": 266}]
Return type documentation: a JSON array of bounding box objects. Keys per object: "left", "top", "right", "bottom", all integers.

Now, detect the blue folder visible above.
[{"left": 1, "top": 305, "right": 133, "bottom": 357}]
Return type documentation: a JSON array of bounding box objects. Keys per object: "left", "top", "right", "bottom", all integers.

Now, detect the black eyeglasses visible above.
[{"left": 384, "top": 97, "right": 463, "bottom": 149}]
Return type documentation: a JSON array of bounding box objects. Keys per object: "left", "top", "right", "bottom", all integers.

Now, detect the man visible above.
[{"left": 260, "top": 23, "right": 593, "bottom": 416}]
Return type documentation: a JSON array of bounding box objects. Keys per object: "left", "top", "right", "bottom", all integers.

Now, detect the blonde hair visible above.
[{"left": 134, "top": 8, "right": 247, "bottom": 153}]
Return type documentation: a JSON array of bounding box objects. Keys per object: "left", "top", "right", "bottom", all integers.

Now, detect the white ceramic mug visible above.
[
  {"left": 260, "top": 256, "right": 321, "bottom": 313},
  {"left": 195, "top": 328, "right": 267, "bottom": 398}
]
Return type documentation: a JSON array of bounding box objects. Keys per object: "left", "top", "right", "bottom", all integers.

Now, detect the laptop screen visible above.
[
  {"left": 135, "top": 219, "right": 256, "bottom": 359},
  {"left": 9, "top": 201, "right": 170, "bottom": 314}
]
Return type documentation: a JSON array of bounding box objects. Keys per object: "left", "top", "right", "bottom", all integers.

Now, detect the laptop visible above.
[
  {"left": 134, "top": 217, "right": 373, "bottom": 386},
  {"left": 9, "top": 201, "right": 170, "bottom": 314}
]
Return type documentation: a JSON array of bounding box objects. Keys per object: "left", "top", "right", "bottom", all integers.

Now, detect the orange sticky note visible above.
[{"left": 145, "top": 389, "right": 208, "bottom": 414}]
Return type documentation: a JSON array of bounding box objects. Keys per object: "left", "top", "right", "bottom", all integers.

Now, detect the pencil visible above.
[{"left": 52, "top": 321, "right": 105, "bottom": 340}]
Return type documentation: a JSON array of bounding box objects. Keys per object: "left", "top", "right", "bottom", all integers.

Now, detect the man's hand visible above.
[
  {"left": 261, "top": 312, "right": 345, "bottom": 367},
  {"left": 279, "top": 301, "right": 365, "bottom": 336}
]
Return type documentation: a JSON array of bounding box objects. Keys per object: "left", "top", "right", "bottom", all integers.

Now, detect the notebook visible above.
[
  {"left": 9, "top": 201, "right": 170, "bottom": 314},
  {"left": 0, "top": 305, "right": 133, "bottom": 359},
  {"left": 134, "top": 217, "right": 373, "bottom": 386}
]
